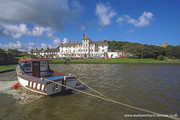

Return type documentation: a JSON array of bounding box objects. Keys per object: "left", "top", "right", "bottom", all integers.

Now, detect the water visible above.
[{"left": 0, "top": 64, "right": 179, "bottom": 120}]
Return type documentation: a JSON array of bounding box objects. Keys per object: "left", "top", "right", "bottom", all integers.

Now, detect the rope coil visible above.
[{"left": 48, "top": 77, "right": 179, "bottom": 120}]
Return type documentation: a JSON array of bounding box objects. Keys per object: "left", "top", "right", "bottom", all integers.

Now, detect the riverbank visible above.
[
  {"left": 50, "top": 58, "right": 180, "bottom": 64},
  {"left": 0, "top": 65, "right": 16, "bottom": 73}
]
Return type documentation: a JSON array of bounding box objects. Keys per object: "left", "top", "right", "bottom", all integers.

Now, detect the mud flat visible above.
[{"left": 0, "top": 81, "right": 44, "bottom": 104}]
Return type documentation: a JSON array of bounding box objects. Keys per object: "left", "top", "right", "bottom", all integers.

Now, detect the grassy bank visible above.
[
  {"left": 0, "top": 65, "right": 16, "bottom": 72},
  {"left": 50, "top": 58, "right": 180, "bottom": 64}
]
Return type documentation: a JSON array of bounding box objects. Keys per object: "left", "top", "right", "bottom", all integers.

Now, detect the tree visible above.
[
  {"left": 165, "top": 45, "right": 176, "bottom": 59},
  {"left": 157, "top": 55, "right": 165, "bottom": 60},
  {"left": 109, "top": 40, "right": 180, "bottom": 59},
  {"left": 0, "top": 48, "right": 5, "bottom": 52},
  {"left": 173, "top": 45, "right": 180, "bottom": 59},
  {"left": 108, "top": 41, "right": 129, "bottom": 51},
  {"left": 122, "top": 43, "right": 143, "bottom": 58}
]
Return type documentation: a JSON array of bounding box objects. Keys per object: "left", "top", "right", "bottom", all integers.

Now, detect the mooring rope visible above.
[
  {"left": 74, "top": 76, "right": 109, "bottom": 99},
  {"left": 48, "top": 79, "right": 179, "bottom": 120}
]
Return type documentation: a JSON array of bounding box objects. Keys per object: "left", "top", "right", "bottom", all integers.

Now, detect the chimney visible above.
[
  {"left": 77, "top": 41, "right": 78, "bottom": 43},
  {"left": 83, "top": 34, "right": 85, "bottom": 37},
  {"left": 69, "top": 41, "right": 71, "bottom": 43},
  {"left": 61, "top": 43, "right": 63, "bottom": 45},
  {"left": 73, "top": 41, "right": 75, "bottom": 43},
  {"left": 105, "top": 40, "right": 108, "bottom": 44}
]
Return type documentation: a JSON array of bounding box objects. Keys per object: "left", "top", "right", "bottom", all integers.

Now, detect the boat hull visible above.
[
  {"left": 16, "top": 66, "right": 77, "bottom": 95},
  {"left": 16, "top": 59, "right": 77, "bottom": 95},
  {"left": 17, "top": 75, "right": 77, "bottom": 95},
  {"left": 17, "top": 75, "right": 48, "bottom": 95}
]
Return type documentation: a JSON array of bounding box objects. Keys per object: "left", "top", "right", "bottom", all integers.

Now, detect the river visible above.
[{"left": 0, "top": 64, "right": 179, "bottom": 120}]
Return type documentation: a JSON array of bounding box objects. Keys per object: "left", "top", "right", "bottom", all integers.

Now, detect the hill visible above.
[{"left": 108, "top": 41, "right": 180, "bottom": 59}]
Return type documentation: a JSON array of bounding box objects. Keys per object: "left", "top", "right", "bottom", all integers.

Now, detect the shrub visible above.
[{"left": 157, "top": 55, "right": 165, "bottom": 60}]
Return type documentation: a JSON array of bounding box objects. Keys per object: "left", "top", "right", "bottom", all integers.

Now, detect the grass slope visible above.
[{"left": 0, "top": 65, "right": 16, "bottom": 72}]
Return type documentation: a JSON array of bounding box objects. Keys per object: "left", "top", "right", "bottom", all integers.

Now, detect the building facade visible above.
[
  {"left": 59, "top": 34, "right": 109, "bottom": 58},
  {"left": 107, "top": 52, "right": 124, "bottom": 58},
  {"left": 29, "top": 48, "right": 60, "bottom": 59},
  {"left": 43, "top": 48, "right": 59, "bottom": 58},
  {"left": 29, "top": 34, "right": 125, "bottom": 59}
]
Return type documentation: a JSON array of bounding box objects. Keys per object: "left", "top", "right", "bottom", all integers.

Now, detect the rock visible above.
[
  {"left": 24, "top": 96, "right": 30, "bottom": 101},
  {"left": 21, "top": 96, "right": 25, "bottom": 101},
  {"left": 21, "top": 93, "right": 26, "bottom": 97}
]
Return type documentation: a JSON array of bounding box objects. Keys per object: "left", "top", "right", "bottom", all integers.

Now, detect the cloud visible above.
[
  {"left": 41, "top": 43, "right": 47, "bottom": 49},
  {"left": 117, "top": 11, "right": 154, "bottom": 27},
  {"left": 4, "top": 24, "right": 31, "bottom": 35},
  {"left": 0, "top": 28, "right": 9, "bottom": 37},
  {"left": 0, "top": 0, "right": 84, "bottom": 31},
  {"left": 33, "top": 26, "right": 51, "bottom": 36},
  {"left": 0, "top": 41, "right": 34, "bottom": 51},
  {"left": 53, "top": 37, "right": 61, "bottom": 47},
  {"left": 95, "top": 3, "right": 116, "bottom": 27},
  {"left": 41, "top": 43, "right": 52, "bottom": 49},
  {"left": 4, "top": 24, "right": 31, "bottom": 38},
  {"left": 116, "top": 17, "right": 126, "bottom": 24},
  {"left": 2, "top": 23, "right": 53, "bottom": 38},
  {"left": 135, "top": 11, "right": 154, "bottom": 27},
  {"left": 79, "top": 25, "right": 85, "bottom": 31},
  {"left": 63, "top": 38, "right": 68, "bottom": 43},
  {"left": 12, "top": 33, "right": 22, "bottom": 39},
  {"left": 46, "top": 32, "right": 53, "bottom": 38}
]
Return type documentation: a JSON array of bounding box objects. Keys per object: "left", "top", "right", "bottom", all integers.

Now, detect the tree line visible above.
[{"left": 108, "top": 41, "right": 180, "bottom": 59}]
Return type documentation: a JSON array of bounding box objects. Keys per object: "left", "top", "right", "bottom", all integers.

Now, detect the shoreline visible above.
[
  {"left": 50, "top": 58, "right": 180, "bottom": 64},
  {"left": 0, "top": 65, "right": 16, "bottom": 73},
  {"left": 50, "top": 62, "right": 180, "bottom": 64},
  {"left": 1, "top": 62, "right": 180, "bottom": 74},
  {"left": 1, "top": 58, "right": 180, "bottom": 73},
  {"left": 0, "top": 69, "right": 15, "bottom": 73}
]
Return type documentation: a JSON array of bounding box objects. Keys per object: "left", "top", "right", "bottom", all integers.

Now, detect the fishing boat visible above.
[{"left": 16, "top": 59, "right": 77, "bottom": 95}]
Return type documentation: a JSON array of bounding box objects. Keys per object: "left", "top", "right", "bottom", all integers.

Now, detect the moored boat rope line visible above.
[
  {"left": 48, "top": 80, "right": 179, "bottom": 120},
  {"left": 74, "top": 76, "right": 109, "bottom": 99}
]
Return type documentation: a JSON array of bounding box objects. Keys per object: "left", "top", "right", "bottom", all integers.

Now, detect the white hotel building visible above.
[
  {"left": 30, "top": 34, "right": 124, "bottom": 58},
  {"left": 59, "top": 34, "right": 109, "bottom": 58}
]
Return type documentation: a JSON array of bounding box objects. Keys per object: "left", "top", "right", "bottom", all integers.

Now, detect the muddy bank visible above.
[{"left": 0, "top": 81, "right": 44, "bottom": 104}]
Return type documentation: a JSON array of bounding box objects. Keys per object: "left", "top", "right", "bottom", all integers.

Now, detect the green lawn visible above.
[
  {"left": 0, "top": 65, "right": 16, "bottom": 72},
  {"left": 50, "top": 58, "right": 180, "bottom": 64}
]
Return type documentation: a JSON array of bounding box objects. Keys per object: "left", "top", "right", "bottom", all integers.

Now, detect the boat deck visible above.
[{"left": 22, "top": 74, "right": 72, "bottom": 83}]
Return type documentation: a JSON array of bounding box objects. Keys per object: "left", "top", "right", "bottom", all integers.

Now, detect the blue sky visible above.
[{"left": 0, "top": 0, "right": 179, "bottom": 51}]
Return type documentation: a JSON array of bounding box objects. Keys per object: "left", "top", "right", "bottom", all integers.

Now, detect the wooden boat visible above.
[{"left": 16, "top": 59, "right": 77, "bottom": 95}]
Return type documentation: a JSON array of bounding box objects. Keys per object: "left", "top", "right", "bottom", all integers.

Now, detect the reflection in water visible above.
[{"left": 0, "top": 64, "right": 180, "bottom": 120}]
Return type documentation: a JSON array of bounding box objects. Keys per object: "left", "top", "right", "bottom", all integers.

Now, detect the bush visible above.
[{"left": 157, "top": 55, "right": 165, "bottom": 60}]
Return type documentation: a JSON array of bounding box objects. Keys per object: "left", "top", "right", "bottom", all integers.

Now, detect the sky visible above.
[{"left": 0, "top": 0, "right": 179, "bottom": 51}]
